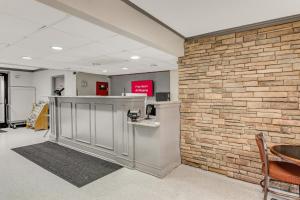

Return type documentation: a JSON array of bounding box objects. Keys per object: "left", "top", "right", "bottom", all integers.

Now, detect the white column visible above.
[{"left": 170, "top": 70, "right": 179, "bottom": 101}]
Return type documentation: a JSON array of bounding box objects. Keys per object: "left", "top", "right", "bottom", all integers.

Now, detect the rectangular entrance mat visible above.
[{"left": 12, "top": 141, "right": 122, "bottom": 187}]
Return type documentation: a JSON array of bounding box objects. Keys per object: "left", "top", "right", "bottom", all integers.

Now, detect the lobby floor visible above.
[{"left": 0, "top": 128, "right": 275, "bottom": 200}]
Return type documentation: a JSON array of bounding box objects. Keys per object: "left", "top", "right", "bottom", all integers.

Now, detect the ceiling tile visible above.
[
  {"left": 53, "top": 16, "right": 117, "bottom": 41},
  {"left": 0, "top": 45, "right": 48, "bottom": 60},
  {"left": 130, "top": 0, "right": 300, "bottom": 37},
  {"left": 0, "top": 0, "right": 67, "bottom": 26},
  {"left": 89, "top": 55, "right": 129, "bottom": 66},
  {"left": 0, "top": 13, "right": 42, "bottom": 44},
  {"left": 99, "top": 35, "right": 146, "bottom": 54},
  {"left": 0, "top": 57, "right": 43, "bottom": 69},
  {"left": 0, "top": 42, "right": 8, "bottom": 50},
  {"left": 60, "top": 42, "right": 108, "bottom": 58},
  {"left": 0, "top": 0, "right": 178, "bottom": 74},
  {"left": 42, "top": 54, "right": 82, "bottom": 63},
  {"left": 15, "top": 27, "right": 92, "bottom": 53}
]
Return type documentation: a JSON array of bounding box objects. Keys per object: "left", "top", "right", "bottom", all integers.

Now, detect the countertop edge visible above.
[
  {"left": 128, "top": 120, "right": 160, "bottom": 128},
  {"left": 48, "top": 95, "right": 147, "bottom": 99}
]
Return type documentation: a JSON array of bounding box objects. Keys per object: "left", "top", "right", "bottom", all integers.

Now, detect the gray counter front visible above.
[{"left": 49, "top": 96, "right": 145, "bottom": 168}]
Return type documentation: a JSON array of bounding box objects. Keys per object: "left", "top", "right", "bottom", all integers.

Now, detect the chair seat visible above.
[{"left": 266, "top": 161, "right": 300, "bottom": 185}]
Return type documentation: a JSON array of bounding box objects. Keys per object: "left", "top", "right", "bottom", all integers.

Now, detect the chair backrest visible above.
[{"left": 255, "top": 133, "right": 269, "bottom": 175}]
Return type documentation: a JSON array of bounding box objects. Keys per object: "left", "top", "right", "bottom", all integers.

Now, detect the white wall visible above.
[
  {"left": 0, "top": 76, "right": 5, "bottom": 122},
  {"left": 0, "top": 70, "right": 34, "bottom": 87},
  {"left": 2, "top": 69, "right": 179, "bottom": 103},
  {"left": 110, "top": 71, "right": 170, "bottom": 101},
  {"left": 170, "top": 70, "right": 179, "bottom": 101},
  {"left": 0, "top": 69, "right": 77, "bottom": 123},
  {"left": 53, "top": 75, "right": 65, "bottom": 95},
  {"left": 76, "top": 72, "right": 110, "bottom": 96},
  {"left": 32, "top": 69, "right": 76, "bottom": 102}
]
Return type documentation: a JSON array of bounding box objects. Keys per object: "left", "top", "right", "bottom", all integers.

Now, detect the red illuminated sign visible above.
[{"left": 131, "top": 80, "right": 154, "bottom": 96}]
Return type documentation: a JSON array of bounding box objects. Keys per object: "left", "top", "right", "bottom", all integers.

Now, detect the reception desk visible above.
[
  {"left": 49, "top": 96, "right": 180, "bottom": 177},
  {"left": 129, "top": 101, "right": 181, "bottom": 177},
  {"left": 49, "top": 96, "right": 145, "bottom": 168}
]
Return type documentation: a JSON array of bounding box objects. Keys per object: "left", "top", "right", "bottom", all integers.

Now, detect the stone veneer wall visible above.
[{"left": 179, "top": 21, "right": 300, "bottom": 187}]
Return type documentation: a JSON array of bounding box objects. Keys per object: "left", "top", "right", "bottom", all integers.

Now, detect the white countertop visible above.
[
  {"left": 128, "top": 118, "right": 160, "bottom": 127},
  {"left": 48, "top": 95, "right": 146, "bottom": 99},
  {"left": 152, "top": 101, "right": 180, "bottom": 105}
]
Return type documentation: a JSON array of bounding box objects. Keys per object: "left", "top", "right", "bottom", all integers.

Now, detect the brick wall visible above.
[{"left": 179, "top": 21, "right": 300, "bottom": 188}]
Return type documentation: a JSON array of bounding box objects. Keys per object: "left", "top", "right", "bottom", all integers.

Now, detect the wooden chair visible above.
[{"left": 256, "top": 133, "right": 300, "bottom": 200}]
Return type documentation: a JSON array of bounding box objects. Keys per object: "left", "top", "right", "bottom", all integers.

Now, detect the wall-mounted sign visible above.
[
  {"left": 131, "top": 80, "right": 154, "bottom": 96},
  {"left": 96, "top": 82, "right": 108, "bottom": 96}
]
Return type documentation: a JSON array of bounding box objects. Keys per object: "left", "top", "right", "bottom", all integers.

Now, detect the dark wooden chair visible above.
[{"left": 256, "top": 133, "right": 300, "bottom": 200}]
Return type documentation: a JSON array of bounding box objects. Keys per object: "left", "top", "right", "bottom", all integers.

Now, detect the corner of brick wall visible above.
[{"left": 179, "top": 21, "right": 300, "bottom": 191}]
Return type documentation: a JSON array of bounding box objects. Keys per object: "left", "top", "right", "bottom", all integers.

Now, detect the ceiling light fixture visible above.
[
  {"left": 21, "top": 56, "right": 32, "bottom": 60},
  {"left": 130, "top": 55, "right": 140, "bottom": 60},
  {"left": 51, "top": 46, "right": 63, "bottom": 51},
  {"left": 122, "top": 67, "right": 128, "bottom": 70},
  {"left": 102, "top": 69, "right": 108, "bottom": 73}
]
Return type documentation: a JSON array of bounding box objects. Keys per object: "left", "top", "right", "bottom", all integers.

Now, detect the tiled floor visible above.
[{"left": 0, "top": 128, "right": 276, "bottom": 200}]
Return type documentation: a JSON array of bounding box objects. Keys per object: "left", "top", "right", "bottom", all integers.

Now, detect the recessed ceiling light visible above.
[
  {"left": 102, "top": 69, "right": 108, "bottom": 73},
  {"left": 122, "top": 67, "right": 128, "bottom": 70},
  {"left": 51, "top": 46, "right": 63, "bottom": 51},
  {"left": 130, "top": 55, "right": 140, "bottom": 60},
  {"left": 21, "top": 56, "right": 32, "bottom": 60}
]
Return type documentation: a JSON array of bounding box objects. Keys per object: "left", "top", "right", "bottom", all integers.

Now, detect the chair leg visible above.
[
  {"left": 264, "top": 176, "right": 269, "bottom": 200},
  {"left": 260, "top": 179, "right": 265, "bottom": 192}
]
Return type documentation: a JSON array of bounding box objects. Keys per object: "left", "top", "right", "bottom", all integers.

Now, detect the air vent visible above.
[
  {"left": 0, "top": 43, "right": 9, "bottom": 48},
  {"left": 92, "top": 62, "right": 102, "bottom": 66},
  {"left": 91, "top": 57, "right": 129, "bottom": 66}
]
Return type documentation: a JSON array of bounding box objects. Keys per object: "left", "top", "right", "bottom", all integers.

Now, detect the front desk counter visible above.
[
  {"left": 128, "top": 101, "right": 181, "bottom": 178},
  {"left": 49, "top": 96, "right": 180, "bottom": 178}
]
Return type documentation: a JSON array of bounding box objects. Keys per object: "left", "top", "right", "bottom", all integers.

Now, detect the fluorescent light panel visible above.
[
  {"left": 21, "top": 56, "right": 32, "bottom": 60},
  {"left": 51, "top": 46, "right": 63, "bottom": 51},
  {"left": 130, "top": 55, "right": 140, "bottom": 60}
]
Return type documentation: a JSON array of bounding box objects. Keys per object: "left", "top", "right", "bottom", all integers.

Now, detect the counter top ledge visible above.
[
  {"left": 48, "top": 95, "right": 146, "bottom": 99},
  {"left": 128, "top": 120, "right": 160, "bottom": 128}
]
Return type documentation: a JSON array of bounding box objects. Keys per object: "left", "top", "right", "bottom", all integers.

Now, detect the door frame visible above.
[{"left": 0, "top": 73, "right": 8, "bottom": 128}]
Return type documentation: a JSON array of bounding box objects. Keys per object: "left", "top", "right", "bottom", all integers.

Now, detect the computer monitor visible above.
[{"left": 155, "top": 92, "right": 170, "bottom": 102}]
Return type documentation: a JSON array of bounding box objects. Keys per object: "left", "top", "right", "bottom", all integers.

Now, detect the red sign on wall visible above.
[
  {"left": 96, "top": 82, "right": 109, "bottom": 96},
  {"left": 131, "top": 80, "right": 154, "bottom": 96}
]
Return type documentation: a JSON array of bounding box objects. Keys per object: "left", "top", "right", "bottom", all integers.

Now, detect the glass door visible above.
[{"left": 0, "top": 73, "right": 8, "bottom": 128}]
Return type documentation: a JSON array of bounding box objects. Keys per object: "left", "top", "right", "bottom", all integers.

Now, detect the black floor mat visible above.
[{"left": 12, "top": 141, "right": 122, "bottom": 187}]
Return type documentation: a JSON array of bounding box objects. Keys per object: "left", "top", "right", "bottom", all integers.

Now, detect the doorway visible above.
[
  {"left": 0, "top": 73, "right": 8, "bottom": 128},
  {"left": 51, "top": 75, "right": 65, "bottom": 96}
]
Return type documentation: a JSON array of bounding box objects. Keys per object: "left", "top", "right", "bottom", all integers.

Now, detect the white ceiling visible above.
[
  {"left": 129, "top": 0, "right": 300, "bottom": 37},
  {"left": 0, "top": 0, "right": 177, "bottom": 75}
]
